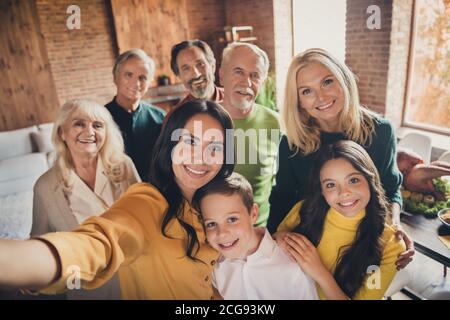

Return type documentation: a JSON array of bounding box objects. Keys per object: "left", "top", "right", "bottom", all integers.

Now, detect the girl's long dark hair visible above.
[
  {"left": 149, "top": 99, "right": 234, "bottom": 262},
  {"left": 294, "top": 140, "right": 388, "bottom": 298}
]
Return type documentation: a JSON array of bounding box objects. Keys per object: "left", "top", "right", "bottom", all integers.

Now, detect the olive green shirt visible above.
[{"left": 233, "top": 104, "right": 281, "bottom": 227}]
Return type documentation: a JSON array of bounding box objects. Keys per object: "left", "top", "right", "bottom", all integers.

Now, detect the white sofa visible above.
[{"left": 0, "top": 123, "right": 54, "bottom": 240}]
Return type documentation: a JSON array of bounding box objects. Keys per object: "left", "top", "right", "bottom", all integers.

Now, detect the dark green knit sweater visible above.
[{"left": 267, "top": 117, "right": 402, "bottom": 232}]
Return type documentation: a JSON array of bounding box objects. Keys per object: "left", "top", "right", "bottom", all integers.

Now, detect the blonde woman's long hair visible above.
[
  {"left": 52, "top": 99, "right": 126, "bottom": 192},
  {"left": 282, "top": 48, "right": 378, "bottom": 155}
]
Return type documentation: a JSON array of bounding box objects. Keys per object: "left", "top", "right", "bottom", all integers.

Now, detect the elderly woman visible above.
[
  {"left": 268, "top": 48, "right": 414, "bottom": 270},
  {"left": 31, "top": 99, "right": 141, "bottom": 299}
]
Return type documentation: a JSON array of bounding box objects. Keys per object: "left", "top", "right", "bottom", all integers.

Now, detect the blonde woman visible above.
[
  {"left": 31, "top": 99, "right": 140, "bottom": 299},
  {"left": 267, "top": 48, "right": 414, "bottom": 269}
]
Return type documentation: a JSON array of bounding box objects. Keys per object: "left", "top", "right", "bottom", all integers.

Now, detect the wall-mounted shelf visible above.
[{"left": 224, "top": 26, "right": 257, "bottom": 43}]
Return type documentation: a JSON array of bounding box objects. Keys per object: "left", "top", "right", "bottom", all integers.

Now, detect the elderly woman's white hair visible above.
[
  {"left": 221, "top": 42, "right": 270, "bottom": 78},
  {"left": 52, "top": 99, "right": 127, "bottom": 191}
]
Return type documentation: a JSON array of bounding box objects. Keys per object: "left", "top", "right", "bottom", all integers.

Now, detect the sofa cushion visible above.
[
  {"left": 31, "top": 129, "right": 54, "bottom": 154},
  {"left": 0, "top": 125, "right": 38, "bottom": 160},
  {"left": 0, "top": 153, "right": 48, "bottom": 195},
  {"left": 0, "top": 173, "right": 47, "bottom": 197},
  {"left": 38, "top": 122, "right": 54, "bottom": 131},
  {"left": 0, "top": 190, "right": 33, "bottom": 240}
]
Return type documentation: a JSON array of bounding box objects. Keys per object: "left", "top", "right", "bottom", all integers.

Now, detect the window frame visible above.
[{"left": 402, "top": 0, "right": 450, "bottom": 136}]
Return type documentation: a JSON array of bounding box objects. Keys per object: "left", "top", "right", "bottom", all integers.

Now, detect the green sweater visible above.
[
  {"left": 267, "top": 117, "right": 402, "bottom": 232},
  {"left": 233, "top": 104, "right": 281, "bottom": 227}
]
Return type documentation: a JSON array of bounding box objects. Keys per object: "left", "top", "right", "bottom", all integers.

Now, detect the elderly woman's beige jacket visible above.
[{"left": 31, "top": 155, "right": 140, "bottom": 300}]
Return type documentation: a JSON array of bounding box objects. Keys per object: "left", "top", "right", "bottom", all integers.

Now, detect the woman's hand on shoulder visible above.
[
  {"left": 272, "top": 230, "right": 291, "bottom": 252},
  {"left": 284, "top": 233, "right": 328, "bottom": 282}
]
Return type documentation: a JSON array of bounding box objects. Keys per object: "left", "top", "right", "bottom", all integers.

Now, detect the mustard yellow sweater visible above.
[
  {"left": 37, "top": 183, "right": 218, "bottom": 299},
  {"left": 278, "top": 201, "right": 406, "bottom": 300}
]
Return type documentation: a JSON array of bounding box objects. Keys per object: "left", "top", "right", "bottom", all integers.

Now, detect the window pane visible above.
[{"left": 405, "top": 0, "right": 450, "bottom": 134}]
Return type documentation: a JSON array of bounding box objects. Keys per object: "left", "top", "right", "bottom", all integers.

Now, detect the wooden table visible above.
[
  {"left": 399, "top": 211, "right": 449, "bottom": 299},
  {"left": 400, "top": 211, "right": 450, "bottom": 268}
]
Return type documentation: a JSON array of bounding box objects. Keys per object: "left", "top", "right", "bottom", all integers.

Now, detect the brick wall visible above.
[
  {"left": 36, "top": 0, "right": 117, "bottom": 106},
  {"left": 224, "top": 0, "right": 276, "bottom": 74},
  {"left": 36, "top": 0, "right": 228, "bottom": 108},
  {"left": 34, "top": 0, "right": 285, "bottom": 110},
  {"left": 31, "top": 0, "right": 286, "bottom": 117},
  {"left": 346, "top": 0, "right": 393, "bottom": 115},
  {"left": 186, "top": 0, "right": 226, "bottom": 42},
  {"left": 385, "top": 0, "right": 413, "bottom": 128},
  {"left": 33, "top": 0, "right": 412, "bottom": 123},
  {"left": 185, "top": 0, "right": 226, "bottom": 84},
  {"left": 273, "top": 0, "right": 293, "bottom": 110}
]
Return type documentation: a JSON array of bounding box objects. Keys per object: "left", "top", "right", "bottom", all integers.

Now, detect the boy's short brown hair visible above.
[{"left": 193, "top": 172, "right": 254, "bottom": 213}]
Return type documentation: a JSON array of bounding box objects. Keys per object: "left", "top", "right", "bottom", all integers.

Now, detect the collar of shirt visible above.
[
  {"left": 327, "top": 207, "right": 366, "bottom": 231},
  {"left": 212, "top": 85, "right": 225, "bottom": 103},
  {"left": 232, "top": 103, "right": 259, "bottom": 125},
  {"left": 69, "top": 157, "right": 109, "bottom": 199},
  {"left": 94, "top": 157, "right": 110, "bottom": 195},
  {"left": 217, "top": 227, "right": 275, "bottom": 264},
  {"left": 111, "top": 97, "right": 143, "bottom": 117},
  {"left": 247, "top": 227, "right": 276, "bottom": 261},
  {"left": 67, "top": 157, "right": 112, "bottom": 224},
  {"left": 182, "top": 85, "right": 224, "bottom": 104}
]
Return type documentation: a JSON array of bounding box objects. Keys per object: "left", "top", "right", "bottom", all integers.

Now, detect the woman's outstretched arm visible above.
[{"left": 0, "top": 239, "right": 60, "bottom": 290}]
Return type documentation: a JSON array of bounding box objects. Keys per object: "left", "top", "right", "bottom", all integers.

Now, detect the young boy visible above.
[{"left": 193, "top": 173, "right": 318, "bottom": 300}]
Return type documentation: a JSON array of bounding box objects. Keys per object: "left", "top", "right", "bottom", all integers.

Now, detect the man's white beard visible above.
[{"left": 232, "top": 97, "right": 254, "bottom": 111}]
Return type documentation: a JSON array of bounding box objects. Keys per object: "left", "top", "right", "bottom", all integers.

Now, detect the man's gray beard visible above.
[
  {"left": 232, "top": 98, "right": 254, "bottom": 111},
  {"left": 192, "top": 87, "right": 208, "bottom": 99},
  {"left": 192, "top": 83, "right": 214, "bottom": 99}
]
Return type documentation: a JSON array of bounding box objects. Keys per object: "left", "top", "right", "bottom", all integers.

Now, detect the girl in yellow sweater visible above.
[{"left": 275, "top": 140, "right": 405, "bottom": 300}]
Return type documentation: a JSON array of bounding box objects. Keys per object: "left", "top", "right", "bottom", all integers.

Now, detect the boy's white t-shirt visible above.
[{"left": 212, "top": 227, "right": 318, "bottom": 300}]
